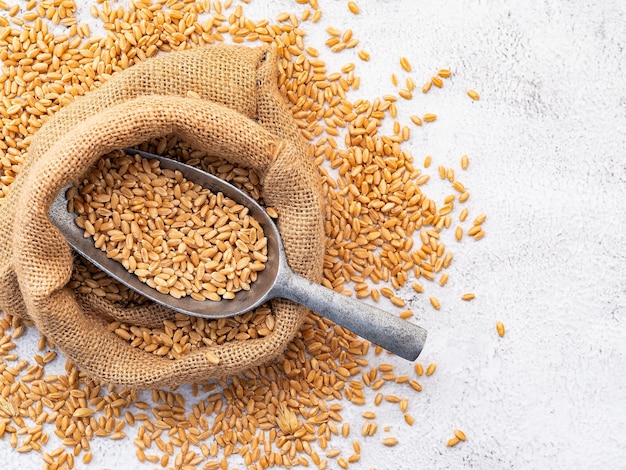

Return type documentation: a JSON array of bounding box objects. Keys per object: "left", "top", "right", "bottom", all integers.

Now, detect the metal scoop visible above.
[{"left": 49, "top": 149, "right": 427, "bottom": 360}]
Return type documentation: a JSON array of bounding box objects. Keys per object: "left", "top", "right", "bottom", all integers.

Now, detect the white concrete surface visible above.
[{"left": 2, "top": 0, "right": 625, "bottom": 468}]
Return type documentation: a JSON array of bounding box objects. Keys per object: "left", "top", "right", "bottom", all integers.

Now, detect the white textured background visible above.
[{"left": 3, "top": 0, "right": 626, "bottom": 469}]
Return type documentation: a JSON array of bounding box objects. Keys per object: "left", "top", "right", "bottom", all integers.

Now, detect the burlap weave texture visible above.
[{"left": 0, "top": 45, "right": 324, "bottom": 388}]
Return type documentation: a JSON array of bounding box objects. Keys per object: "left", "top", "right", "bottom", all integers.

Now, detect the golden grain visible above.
[
  {"left": 467, "top": 89, "right": 480, "bottom": 100},
  {"left": 467, "top": 225, "right": 482, "bottom": 237},
  {"left": 410, "top": 115, "right": 423, "bottom": 126},
  {"left": 326, "top": 26, "right": 341, "bottom": 37},
  {"left": 423, "top": 113, "right": 437, "bottom": 122},
  {"left": 426, "top": 363, "right": 437, "bottom": 376},
  {"left": 357, "top": 50, "right": 370, "bottom": 61},
  {"left": 326, "top": 448, "right": 340, "bottom": 458},
  {"left": 454, "top": 429, "right": 467, "bottom": 441},
  {"left": 461, "top": 155, "right": 469, "bottom": 170},
  {"left": 409, "top": 380, "right": 423, "bottom": 392},
  {"left": 374, "top": 393, "right": 383, "bottom": 406},
  {"left": 399, "top": 310, "right": 413, "bottom": 319},
  {"left": 400, "top": 398, "right": 408, "bottom": 412},
  {"left": 382, "top": 437, "right": 398, "bottom": 447},
  {"left": 72, "top": 408, "right": 95, "bottom": 418},
  {"left": 496, "top": 321, "right": 505, "bottom": 337},
  {"left": 429, "top": 297, "right": 441, "bottom": 310},
  {"left": 459, "top": 208, "right": 469, "bottom": 222},
  {"left": 474, "top": 213, "right": 487, "bottom": 225},
  {"left": 461, "top": 293, "right": 476, "bottom": 301},
  {"left": 447, "top": 167, "right": 456, "bottom": 182},
  {"left": 398, "top": 89, "right": 413, "bottom": 100},
  {"left": 447, "top": 436, "right": 459, "bottom": 447},
  {"left": 406, "top": 77, "right": 415, "bottom": 91},
  {"left": 437, "top": 165, "right": 446, "bottom": 179},
  {"left": 399, "top": 57, "right": 412, "bottom": 72},
  {"left": 348, "top": 1, "right": 360, "bottom": 14}
]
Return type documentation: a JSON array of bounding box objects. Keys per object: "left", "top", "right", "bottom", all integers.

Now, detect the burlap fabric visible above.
[{"left": 0, "top": 45, "right": 324, "bottom": 388}]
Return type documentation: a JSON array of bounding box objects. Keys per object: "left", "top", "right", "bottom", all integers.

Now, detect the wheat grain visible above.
[
  {"left": 348, "top": 1, "right": 359, "bottom": 14},
  {"left": 467, "top": 89, "right": 480, "bottom": 100}
]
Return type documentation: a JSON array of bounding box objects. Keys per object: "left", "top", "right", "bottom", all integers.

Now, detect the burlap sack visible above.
[{"left": 0, "top": 45, "right": 324, "bottom": 388}]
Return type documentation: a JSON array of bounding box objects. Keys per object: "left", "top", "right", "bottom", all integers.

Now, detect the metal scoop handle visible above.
[{"left": 272, "top": 266, "right": 427, "bottom": 361}]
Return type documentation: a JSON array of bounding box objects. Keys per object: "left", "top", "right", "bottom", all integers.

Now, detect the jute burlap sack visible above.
[{"left": 0, "top": 45, "right": 324, "bottom": 388}]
